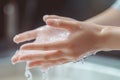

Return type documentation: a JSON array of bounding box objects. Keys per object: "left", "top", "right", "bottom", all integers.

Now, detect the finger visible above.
[
  {"left": 28, "top": 58, "right": 69, "bottom": 68},
  {"left": 43, "top": 15, "right": 75, "bottom": 22},
  {"left": 20, "top": 41, "right": 67, "bottom": 50},
  {"left": 17, "top": 50, "right": 64, "bottom": 61},
  {"left": 11, "top": 50, "right": 20, "bottom": 64},
  {"left": 46, "top": 19, "right": 80, "bottom": 32},
  {"left": 13, "top": 29, "right": 37, "bottom": 43}
]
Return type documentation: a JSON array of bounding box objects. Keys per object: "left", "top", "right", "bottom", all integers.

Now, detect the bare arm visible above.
[
  {"left": 86, "top": 8, "right": 120, "bottom": 26},
  {"left": 100, "top": 25, "right": 120, "bottom": 50}
]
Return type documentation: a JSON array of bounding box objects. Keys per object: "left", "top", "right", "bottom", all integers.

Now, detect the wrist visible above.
[{"left": 97, "top": 26, "right": 120, "bottom": 50}]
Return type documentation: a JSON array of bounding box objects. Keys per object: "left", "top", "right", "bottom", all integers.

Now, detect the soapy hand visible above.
[{"left": 11, "top": 15, "right": 104, "bottom": 69}]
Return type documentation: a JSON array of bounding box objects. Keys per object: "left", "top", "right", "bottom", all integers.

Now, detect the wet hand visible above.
[{"left": 11, "top": 15, "right": 103, "bottom": 69}]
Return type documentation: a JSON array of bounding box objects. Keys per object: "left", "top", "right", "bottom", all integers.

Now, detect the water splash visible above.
[
  {"left": 25, "top": 62, "right": 50, "bottom": 80},
  {"left": 35, "top": 25, "right": 70, "bottom": 43},
  {"left": 25, "top": 62, "right": 32, "bottom": 80},
  {"left": 73, "top": 50, "right": 99, "bottom": 64}
]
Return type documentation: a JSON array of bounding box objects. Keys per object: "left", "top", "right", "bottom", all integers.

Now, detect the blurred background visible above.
[
  {"left": 1, "top": 0, "right": 120, "bottom": 80},
  {"left": 0, "top": 0, "right": 119, "bottom": 58}
]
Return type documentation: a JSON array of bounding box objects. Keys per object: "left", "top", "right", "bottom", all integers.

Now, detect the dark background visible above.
[{"left": 1, "top": 0, "right": 119, "bottom": 58}]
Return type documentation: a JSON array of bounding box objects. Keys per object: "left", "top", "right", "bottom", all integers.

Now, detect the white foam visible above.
[{"left": 35, "top": 25, "right": 70, "bottom": 43}]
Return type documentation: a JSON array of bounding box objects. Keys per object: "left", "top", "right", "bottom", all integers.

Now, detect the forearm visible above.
[
  {"left": 86, "top": 8, "right": 120, "bottom": 26},
  {"left": 99, "top": 25, "right": 120, "bottom": 50}
]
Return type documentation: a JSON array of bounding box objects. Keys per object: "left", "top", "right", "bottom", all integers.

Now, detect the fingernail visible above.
[
  {"left": 11, "top": 57, "right": 17, "bottom": 64},
  {"left": 13, "top": 35, "right": 20, "bottom": 44},
  {"left": 43, "top": 15, "right": 49, "bottom": 21},
  {"left": 11, "top": 60, "right": 20, "bottom": 65},
  {"left": 15, "top": 35, "right": 20, "bottom": 38},
  {"left": 44, "top": 15, "right": 49, "bottom": 18}
]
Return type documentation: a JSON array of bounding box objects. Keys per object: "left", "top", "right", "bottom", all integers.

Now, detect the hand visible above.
[{"left": 11, "top": 15, "right": 104, "bottom": 69}]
